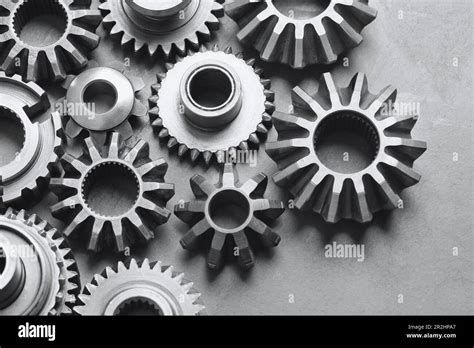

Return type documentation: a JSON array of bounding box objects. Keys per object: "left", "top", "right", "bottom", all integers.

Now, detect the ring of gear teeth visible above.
[
  {"left": 149, "top": 44, "right": 275, "bottom": 167},
  {"left": 266, "top": 72, "right": 427, "bottom": 223},
  {"left": 225, "top": 0, "right": 377, "bottom": 68},
  {"left": 74, "top": 258, "right": 205, "bottom": 315},
  {"left": 99, "top": 0, "right": 224, "bottom": 59},
  {"left": 49, "top": 133, "right": 175, "bottom": 253},
  {"left": 0, "top": 0, "right": 101, "bottom": 82},
  {"left": 175, "top": 163, "right": 285, "bottom": 269},
  {"left": 0, "top": 208, "right": 80, "bottom": 315}
]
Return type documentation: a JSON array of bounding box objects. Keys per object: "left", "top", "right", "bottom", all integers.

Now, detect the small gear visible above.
[
  {"left": 225, "top": 0, "right": 377, "bottom": 68},
  {"left": 266, "top": 72, "right": 427, "bottom": 223},
  {"left": 99, "top": 0, "right": 224, "bottom": 58},
  {"left": 0, "top": 208, "right": 80, "bottom": 315},
  {"left": 50, "top": 133, "right": 174, "bottom": 253},
  {"left": 74, "top": 258, "right": 205, "bottom": 315},
  {"left": 0, "top": 72, "right": 63, "bottom": 207},
  {"left": 149, "top": 45, "right": 275, "bottom": 166},
  {"left": 175, "top": 163, "right": 285, "bottom": 269},
  {"left": 0, "top": 0, "right": 101, "bottom": 82}
]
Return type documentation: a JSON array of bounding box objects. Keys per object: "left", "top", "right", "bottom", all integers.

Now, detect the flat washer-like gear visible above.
[
  {"left": 0, "top": 0, "right": 101, "bottom": 82},
  {"left": 175, "top": 163, "right": 285, "bottom": 269},
  {"left": 99, "top": 0, "right": 224, "bottom": 58},
  {"left": 0, "top": 208, "right": 80, "bottom": 315},
  {"left": 74, "top": 258, "right": 204, "bottom": 315},
  {"left": 149, "top": 45, "right": 275, "bottom": 166},
  {"left": 225, "top": 0, "right": 377, "bottom": 68},
  {"left": 266, "top": 72, "right": 427, "bottom": 223},
  {"left": 50, "top": 133, "right": 175, "bottom": 253}
]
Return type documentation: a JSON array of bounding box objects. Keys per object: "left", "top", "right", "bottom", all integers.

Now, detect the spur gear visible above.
[
  {"left": 266, "top": 72, "right": 427, "bottom": 223},
  {"left": 225, "top": 0, "right": 377, "bottom": 68},
  {"left": 0, "top": 0, "right": 101, "bottom": 82},
  {"left": 99, "top": 0, "right": 224, "bottom": 58},
  {"left": 57, "top": 61, "right": 148, "bottom": 145},
  {"left": 0, "top": 208, "right": 80, "bottom": 315},
  {"left": 49, "top": 133, "right": 174, "bottom": 253},
  {"left": 74, "top": 258, "right": 204, "bottom": 315},
  {"left": 149, "top": 45, "right": 275, "bottom": 166},
  {"left": 0, "top": 72, "right": 63, "bottom": 207},
  {"left": 175, "top": 163, "right": 285, "bottom": 269}
]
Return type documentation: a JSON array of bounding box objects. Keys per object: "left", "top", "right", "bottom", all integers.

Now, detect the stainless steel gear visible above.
[
  {"left": 49, "top": 133, "right": 174, "bottom": 253},
  {"left": 0, "top": 208, "right": 80, "bottom": 315},
  {"left": 74, "top": 258, "right": 204, "bottom": 315},
  {"left": 175, "top": 163, "right": 285, "bottom": 269},
  {"left": 99, "top": 0, "right": 224, "bottom": 58},
  {"left": 149, "top": 45, "right": 275, "bottom": 166},
  {"left": 0, "top": 0, "right": 101, "bottom": 82},
  {"left": 266, "top": 72, "right": 427, "bottom": 223},
  {"left": 0, "top": 72, "right": 63, "bottom": 207},
  {"left": 225, "top": 0, "right": 377, "bottom": 68}
]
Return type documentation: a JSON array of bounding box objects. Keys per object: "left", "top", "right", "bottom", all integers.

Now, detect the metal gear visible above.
[
  {"left": 0, "top": 0, "right": 101, "bottom": 82},
  {"left": 149, "top": 45, "right": 275, "bottom": 166},
  {"left": 99, "top": 0, "right": 224, "bottom": 58},
  {"left": 0, "top": 208, "right": 80, "bottom": 315},
  {"left": 57, "top": 61, "right": 148, "bottom": 145},
  {"left": 0, "top": 72, "right": 63, "bottom": 207},
  {"left": 49, "top": 133, "right": 174, "bottom": 253},
  {"left": 74, "top": 258, "right": 205, "bottom": 315},
  {"left": 266, "top": 72, "right": 427, "bottom": 223},
  {"left": 225, "top": 0, "right": 377, "bottom": 68},
  {"left": 175, "top": 163, "right": 285, "bottom": 269}
]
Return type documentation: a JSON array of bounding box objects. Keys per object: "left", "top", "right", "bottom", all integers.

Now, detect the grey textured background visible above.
[{"left": 26, "top": 0, "right": 473, "bottom": 315}]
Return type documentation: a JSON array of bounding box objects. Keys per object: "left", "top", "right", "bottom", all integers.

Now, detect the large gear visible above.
[
  {"left": 266, "top": 72, "right": 427, "bottom": 223},
  {"left": 50, "top": 133, "right": 174, "bottom": 253},
  {"left": 0, "top": 208, "right": 80, "bottom": 315},
  {"left": 74, "top": 258, "right": 205, "bottom": 315},
  {"left": 175, "top": 163, "right": 285, "bottom": 269},
  {"left": 149, "top": 45, "right": 275, "bottom": 166},
  {"left": 225, "top": 0, "right": 377, "bottom": 68},
  {"left": 0, "top": 0, "right": 101, "bottom": 82},
  {"left": 0, "top": 72, "right": 63, "bottom": 207},
  {"left": 99, "top": 0, "right": 224, "bottom": 58}
]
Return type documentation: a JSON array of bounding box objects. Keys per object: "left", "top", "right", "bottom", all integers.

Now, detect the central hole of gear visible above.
[
  {"left": 272, "top": 0, "right": 331, "bottom": 19},
  {"left": 189, "top": 67, "right": 233, "bottom": 110},
  {"left": 114, "top": 297, "right": 164, "bottom": 316},
  {"left": 82, "top": 81, "right": 118, "bottom": 114},
  {"left": 0, "top": 108, "right": 26, "bottom": 167},
  {"left": 13, "top": 0, "right": 69, "bottom": 47},
  {"left": 82, "top": 162, "right": 140, "bottom": 217},
  {"left": 314, "top": 112, "right": 380, "bottom": 174},
  {"left": 209, "top": 190, "right": 251, "bottom": 230}
]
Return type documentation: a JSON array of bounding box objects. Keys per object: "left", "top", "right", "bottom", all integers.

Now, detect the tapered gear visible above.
[
  {"left": 74, "top": 258, "right": 205, "bottom": 315},
  {"left": 225, "top": 0, "right": 377, "bottom": 68},
  {"left": 149, "top": 45, "right": 275, "bottom": 166},
  {"left": 99, "top": 0, "right": 224, "bottom": 58},
  {"left": 0, "top": 0, "right": 101, "bottom": 82},
  {"left": 266, "top": 72, "right": 427, "bottom": 223},
  {"left": 50, "top": 133, "right": 174, "bottom": 253},
  {"left": 175, "top": 163, "right": 285, "bottom": 269}
]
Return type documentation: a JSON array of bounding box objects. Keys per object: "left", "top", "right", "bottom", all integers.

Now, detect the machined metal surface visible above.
[
  {"left": 0, "top": 0, "right": 101, "bottom": 82},
  {"left": 74, "top": 258, "right": 204, "bottom": 315},
  {"left": 49, "top": 133, "right": 174, "bottom": 253},
  {"left": 225, "top": 0, "right": 377, "bottom": 68}
]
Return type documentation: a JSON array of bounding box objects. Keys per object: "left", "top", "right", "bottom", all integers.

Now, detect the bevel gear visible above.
[
  {"left": 74, "top": 258, "right": 204, "bottom": 315},
  {"left": 266, "top": 72, "right": 427, "bottom": 223},
  {"left": 49, "top": 133, "right": 174, "bottom": 253},
  {"left": 149, "top": 45, "right": 275, "bottom": 166},
  {"left": 0, "top": 72, "right": 63, "bottom": 207},
  {"left": 0, "top": 208, "right": 80, "bottom": 315},
  {"left": 175, "top": 163, "right": 285, "bottom": 269},
  {"left": 225, "top": 0, "right": 377, "bottom": 68},
  {"left": 0, "top": 0, "right": 101, "bottom": 82},
  {"left": 99, "top": 0, "right": 224, "bottom": 58}
]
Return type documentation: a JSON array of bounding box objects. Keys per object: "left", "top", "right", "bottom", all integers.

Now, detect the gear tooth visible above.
[
  {"left": 178, "top": 144, "right": 189, "bottom": 158},
  {"left": 248, "top": 133, "right": 260, "bottom": 145},
  {"left": 158, "top": 128, "right": 170, "bottom": 139},
  {"left": 156, "top": 73, "right": 167, "bottom": 82},
  {"left": 167, "top": 137, "right": 179, "bottom": 149},
  {"left": 152, "top": 117, "right": 163, "bottom": 128},
  {"left": 153, "top": 260, "right": 163, "bottom": 271},
  {"left": 203, "top": 151, "right": 212, "bottom": 166},
  {"left": 165, "top": 62, "right": 174, "bottom": 71},
  {"left": 117, "top": 261, "right": 127, "bottom": 272},
  {"left": 224, "top": 46, "right": 233, "bottom": 54},
  {"left": 142, "top": 258, "right": 151, "bottom": 269},
  {"left": 235, "top": 52, "right": 244, "bottom": 59},
  {"left": 105, "top": 266, "right": 115, "bottom": 278},
  {"left": 129, "top": 258, "right": 139, "bottom": 270},
  {"left": 190, "top": 149, "right": 200, "bottom": 162}
]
